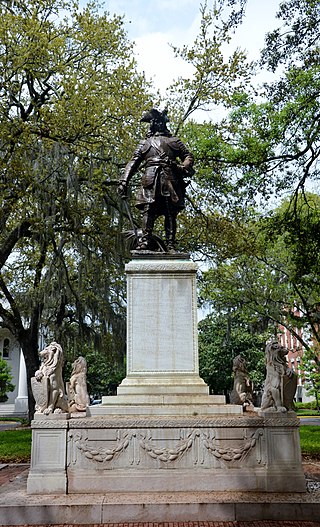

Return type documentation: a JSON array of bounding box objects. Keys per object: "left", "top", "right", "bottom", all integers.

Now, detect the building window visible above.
[{"left": 2, "top": 338, "right": 10, "bottom": 359}]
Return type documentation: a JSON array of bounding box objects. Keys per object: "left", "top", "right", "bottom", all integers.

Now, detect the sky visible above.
[{"left": 101, "top": 0, "right": 282, "bottom": 94}]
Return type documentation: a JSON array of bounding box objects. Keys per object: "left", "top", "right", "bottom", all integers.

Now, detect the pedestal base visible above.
[
  {"left": 27, "top": 413, "right": 306, "bottom": 495},
  {"left": 87, "top": 373, "right": 242, "bottom": 417},
  {"left": 14, "top": 396, "right": 28, "bottom": 415},
  {"left": 26, "top": 256, "right": 306, "bottom": 497},
  {"left": 88, "top": 365, "right": 243, "bottom": 416},
  {"left": 88, "top": 396, "right": 242, "bottom": 416},
  {"left": 27, "top": 419, "right": 68, "bottom": 495}
]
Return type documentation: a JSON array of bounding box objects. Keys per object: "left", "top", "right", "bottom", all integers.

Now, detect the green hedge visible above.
[{"left": 295, "top": 401, "right": 319, "bottom": 410}]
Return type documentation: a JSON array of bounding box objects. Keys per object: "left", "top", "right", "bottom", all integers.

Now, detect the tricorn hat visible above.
[{"left": 140, "top": 108, "right": 169, "bottom": 124}]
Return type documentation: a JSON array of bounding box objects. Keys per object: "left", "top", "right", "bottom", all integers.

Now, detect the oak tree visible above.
[{"left": 0, "top": 0, "right": 152, "bottom": 417}]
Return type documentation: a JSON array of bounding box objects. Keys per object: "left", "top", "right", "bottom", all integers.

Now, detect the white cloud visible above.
[
  {"left": 92, "top": 1, "right": 282, "bottom": 97},
  {"left": 130, "top": 7, "right": 201, "bottom": 93},
  {"left": 131, "top": 0, "right": 281, "bottom": 95},
  {"left": 230, "top": 0, "right": 280, "bottom": 60},
  {"left": 133, "top": 32, "right": 194, "bottom": 93}
]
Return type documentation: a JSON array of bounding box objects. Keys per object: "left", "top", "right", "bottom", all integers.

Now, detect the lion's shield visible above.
[{"left": 31, "top": 376, "right": 49, "bottom": 412}]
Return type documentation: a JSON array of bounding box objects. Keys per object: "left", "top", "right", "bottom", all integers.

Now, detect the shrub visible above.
[
  {"left": 295, "top": 401, "right": 318, "bottom": 410},
  {"left": 0, "top": 357, "right": 15, "bottom": 402}
]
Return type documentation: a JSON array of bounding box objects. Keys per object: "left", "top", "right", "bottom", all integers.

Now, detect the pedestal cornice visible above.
[{"left": 125, "top": 258, "right": 198, "bottom": 274}]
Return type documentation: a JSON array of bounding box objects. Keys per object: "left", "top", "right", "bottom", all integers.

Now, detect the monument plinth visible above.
[
  {"left": 27, "top": 255, "right": 306, "bottom": 496},
  {"left": 88, "top": 256, "right": 240, "bottom": 416}
]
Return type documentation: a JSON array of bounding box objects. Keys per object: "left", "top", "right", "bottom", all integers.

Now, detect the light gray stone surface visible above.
[
  {"left": 260, "top": 340, "right": 297, "bottom": 413},
  {"left": 88, "top": 401, "right": 242, "bottom": 416},
  {"left": 27, "top": 413, "right": 306, "bottom": 495},
  {"left": 67, "top": 356, "right": 90, "bottom": 413},
  {"left": 88, "top": 257, "right": 241, "bottom": 417},
  {"left": 230, "top": 355, "right": 254, "bottom": 411},
  {"left": 32, "top": 342, "right": 69, "bottom": 416},
  {"left": 124, "top": 258, "right": 201, "bottom": 378},
  {"left": 27, "top": 419, "right": 68, "bottom": 494},
  {"left": 26, "top": 256, "right": 306, "bottom": 500}
]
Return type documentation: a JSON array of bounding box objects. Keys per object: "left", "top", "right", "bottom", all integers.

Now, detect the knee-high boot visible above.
[
  {"left": 165, "top": 212, "right": 177, "bottom": 251},
  {"left": 138, "top": 206, "right": 156, "bottom": 249}
]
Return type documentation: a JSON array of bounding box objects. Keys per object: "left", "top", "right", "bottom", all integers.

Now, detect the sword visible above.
[
  {"left": 123, "top": 198, "right": 139, "bottom": 243},
  {"left": 104, "top": 178, "right": 139, "bottom": 244}
]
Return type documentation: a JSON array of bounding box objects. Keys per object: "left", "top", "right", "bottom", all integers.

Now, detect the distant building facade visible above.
[
  {"left": 278, "top": 308, "right": 315, "bottom": 403},
  {"left": 0, "top": 328, "right": 28, "bottom": 416}
]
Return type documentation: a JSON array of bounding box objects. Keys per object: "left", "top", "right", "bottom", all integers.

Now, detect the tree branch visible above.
[{"left": 0, "top": 220, "right": 32, "bottom": 270}]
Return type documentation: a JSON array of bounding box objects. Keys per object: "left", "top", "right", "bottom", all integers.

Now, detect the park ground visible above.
[
  {"left": 0, "top": 419, "right": 320, "bottom": 527},
  {"left": 1, "top": 460, "right": 320, "bottom": 527}
]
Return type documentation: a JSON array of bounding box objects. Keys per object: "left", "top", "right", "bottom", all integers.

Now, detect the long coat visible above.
[{"left": 121, "top": 133, "right": 194, "bottom": 213}]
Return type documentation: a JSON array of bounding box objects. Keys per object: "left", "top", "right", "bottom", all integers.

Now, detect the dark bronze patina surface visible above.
[{"left": 118, "top": 109, "right": 194, "bottom": 253}]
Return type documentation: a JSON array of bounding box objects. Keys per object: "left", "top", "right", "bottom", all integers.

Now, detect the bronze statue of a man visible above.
[{"left": 118, "top": 109, "right": 194, "bottom": 252}]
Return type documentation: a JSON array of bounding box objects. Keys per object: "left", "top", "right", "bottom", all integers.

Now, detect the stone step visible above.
[
  {"left": 101, "top": 394, "right": 226, "bottom": 405},
  {"left": 1, "top": 486, "right": 319, "bottom": 524},
  {"left": 0, "top": 403, "right": 28, "bottom": 418},
  {"left": 87, "top": 402, "right": 242, "bottom": 417},
  {"left": 117, "top": 384, "right": 210, "bottom": 395}
]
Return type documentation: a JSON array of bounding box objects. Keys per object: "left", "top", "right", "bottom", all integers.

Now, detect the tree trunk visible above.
[
  {"left": 19, "top": 334, "right": 40, "bottom": 422},
  {"left": 315, "top": 389, "right": 320, "bottom": 414}
]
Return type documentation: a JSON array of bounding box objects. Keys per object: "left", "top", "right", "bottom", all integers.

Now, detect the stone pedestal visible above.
[
  {"left": 27, "top": 255, "right": 306, "bottom": 495},
  {"left": 27, "top": 417, "right": 68, "bottom": 494},
  {"left": 88, "top": 257, "right": 240, "bottom": 417},
  {"left": 66, "top": 413, "right": 305, "bottom": 493},
  {"left": 27, "top": 413, "right": 306, "bottom": 495}
]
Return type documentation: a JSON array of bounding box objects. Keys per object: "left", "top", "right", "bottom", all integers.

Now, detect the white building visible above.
[{"left": 0, "top": 329, "right": 28, "bottom": 416}]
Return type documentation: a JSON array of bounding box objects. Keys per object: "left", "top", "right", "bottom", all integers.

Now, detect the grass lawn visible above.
[
  {"left": 0, "top": 428, "right": 32, "bottom": 463},
  {"left": 296, "top": 409, "right": 320, "bottom": 416},
  {"left": 0, "top": 417, "right": 28, "bottom": 424},
  {"left": 299, "top": 425, "right": 320, "bottom": 458},
  {"left": 0, "top": 424, "right": 319, "bottom": 464}
]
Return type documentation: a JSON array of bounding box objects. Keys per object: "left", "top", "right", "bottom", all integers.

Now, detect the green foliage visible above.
[
  {"left": 165, "top": 1, "right": 253, "bottom": 132},
  {"left": 85, "top": 351, "right": 125, "bottom": 398},
  {"left": 295, "top": 401, "right": 319, "bottom": 410},
  {"left": 0, "top": 417, "right": 28, "bottom": 424},
  {"left": 296, "top": 409, "right": 320, "bottom": 416},
  {"left": 222, "top": 66, "right": 320, "bottom": 204},
  {"left": 177, "top": 0, "right": 320, "bottom": 232},
  {"left": 198, "top": 312, "right": 267, "bottom": 396},
  {"left": 197, "top": 191, "right": 320, "bottom": 398},
  {"left": 64, "top": 342, "right": 125, "bottom": 398},
  {"left": 261, "top": 0, "right": 320, "bottom": 71},
  {"left": 1, "top": 0, "right": 319, "bottom": 416},
  {"left": 0, "top": 429, "right": 32, "bottom": 463},
  {"left": 302, "top": 344, "right": 320, "bottom": 408},
  {"left": 257, "top": 193, "right": 320, "bottom": 369},
  {"left": 230, "top": 0, "right": 320, "bottom": 205},
  {"left": 0, "top": 0, "right": 153, "bottom": 413},
  {"left": 0, "top": 357, "right": 14, "bottom": 402}
]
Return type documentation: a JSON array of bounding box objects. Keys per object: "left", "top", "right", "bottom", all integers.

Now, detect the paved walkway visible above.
[
  {"left": 0, "top": 464, "right": 30, "bottom": 486},
  {"left": 1, "top": 522, "right": 320, "bottom": 526},
  {"left": 1, "top": 465, "right": 320, "bottom": 526}
]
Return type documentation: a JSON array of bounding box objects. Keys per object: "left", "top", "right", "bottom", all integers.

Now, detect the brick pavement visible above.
[
  {"left": 1, "top": 518, "right": 320, "bottom": 526},
  {"left": 1, "top": 466, "right": 320, "bottom": 527},
  {"left": 0, "top": 464, "right": 29, "bottom": 486}
]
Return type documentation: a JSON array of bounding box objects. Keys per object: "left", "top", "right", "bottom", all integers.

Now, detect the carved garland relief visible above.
[
  {"left": 69, "top": 428, "right": 264, "bottom": 468},
  {"left": 70, "top": 431, "right": 132, "bottom": 463}
]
